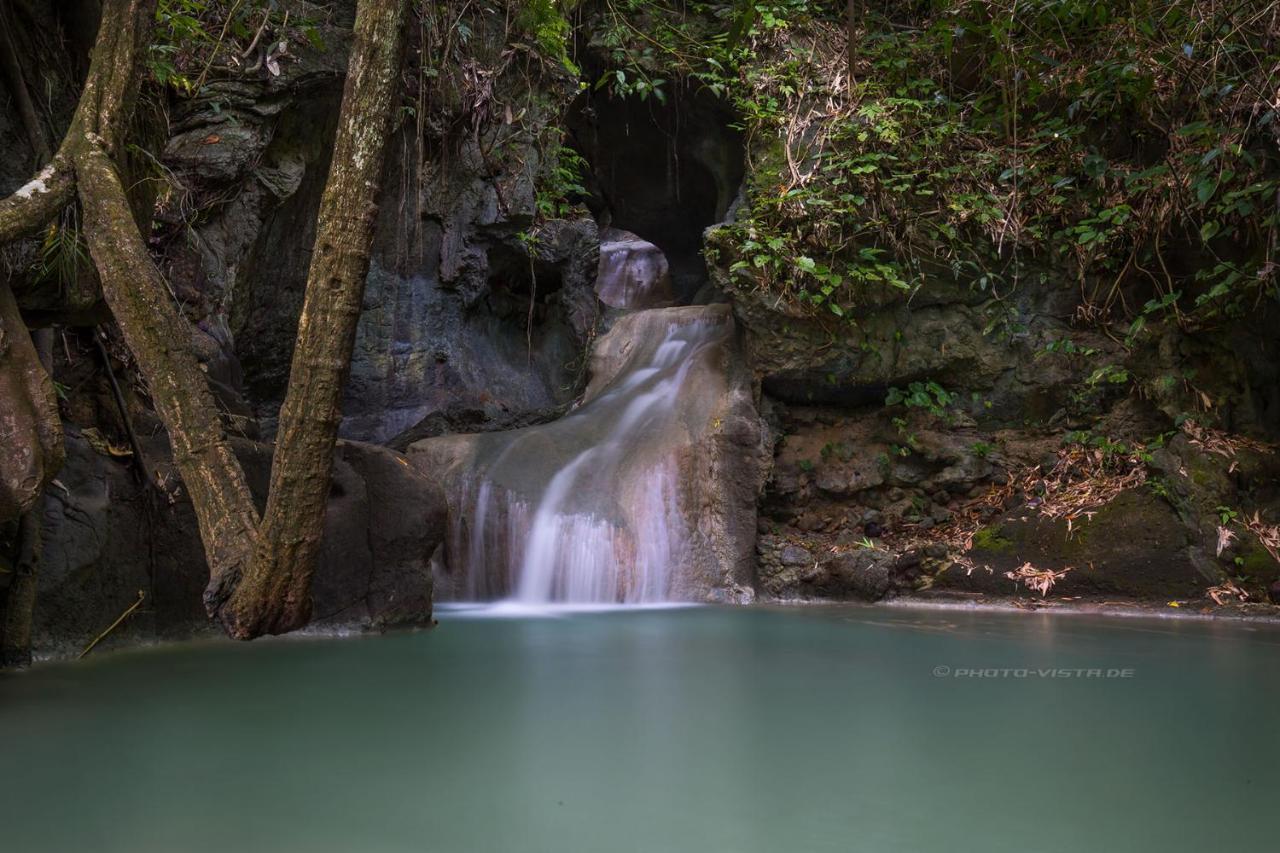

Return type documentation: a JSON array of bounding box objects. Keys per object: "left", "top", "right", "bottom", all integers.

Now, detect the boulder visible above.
[
  {"left": 757, "top": 536, "right": 911, "bottom": 601},
  {"left": 935, "top": 489, "right": 1212, "bottom": 600},
  {"left": 594, "top": 229, "right": 675, "bottom": 309}
]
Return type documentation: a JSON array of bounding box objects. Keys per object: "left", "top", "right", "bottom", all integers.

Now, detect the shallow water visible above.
[{"left": 2, "top": 605, "right": 1278, "bottom": 853}]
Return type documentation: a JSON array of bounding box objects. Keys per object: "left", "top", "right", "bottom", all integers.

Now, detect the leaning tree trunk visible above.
[
  {"left": 1, "top": 327, "right": 53, "bottom": 668},
  {"left": 1, "top": 0, "right": 411, "bottom": 642},
  {"left": 0, "top": 280, "right": 63, "bottom": 520},
  {"left": 63, "top": 0, "right": 261, "bottom": 593},
  {"left": 76, "top": 143, "right": 262, "bottom": 589},
  {"left": 208, "top": 0, "right": 410, "bottom": 638}
]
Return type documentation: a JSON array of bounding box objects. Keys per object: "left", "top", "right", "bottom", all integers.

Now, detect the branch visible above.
[
  {"left": 0, "top": 0, "right": 155, "bottom": 247},
  {"left": 75, "top": 138, "right": 261, "bottom": 594}
]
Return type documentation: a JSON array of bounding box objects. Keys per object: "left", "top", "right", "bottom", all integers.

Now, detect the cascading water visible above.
[{"left": 437, "top": 308, "right": 733, "bottom": 605}]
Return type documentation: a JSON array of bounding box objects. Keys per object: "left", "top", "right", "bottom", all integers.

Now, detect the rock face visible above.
[
  {"left": 716, "top": 225, "right": 1280, "bottom": 606},
  {"left": 135, "top": 7, "right": 602, "bottom": 446},
  {"left": 594, "top": 229, "right": 674, "bottom": 309},
  {"left": 934, "top": 489, "right": 1210, "bottom": 599},
  {"left": 28, "top": 431, "right": 446, "bottom": 659},
  {"left": 409, "top": 303, "right": 767, "bottom": 603},
  {"left": 758, "top": 540, "right": 918, "bottom": 601}
]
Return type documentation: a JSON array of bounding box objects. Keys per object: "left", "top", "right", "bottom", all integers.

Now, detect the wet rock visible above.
[
  {"left": 409, "top": 304, "right": 768, "bottom": 603},
  {"left": 594, "top": 229, "right": 675, "bottom": 309},
  {"left": 937, "top": 489, "right": 1211, "bottom": 600},
  {"left": 780, "top": 545, "right": 813, "bottom": 566},
  {"left": 758, "top": 542, "right": 908, "bottom": 601},
  {"left": 385, "top": 404, "right": 568, "bottom": 452}
]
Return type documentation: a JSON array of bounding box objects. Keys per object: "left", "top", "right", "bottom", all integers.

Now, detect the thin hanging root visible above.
[
  {"left": 78, "top": 590, "right": 146, "bottom": 659},
  {"left": 93, "top": 331, "right": 160, "bottom": 492}
]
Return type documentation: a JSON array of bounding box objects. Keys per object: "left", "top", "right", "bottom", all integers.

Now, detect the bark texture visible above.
[
  {"left": 61, "top": 0, "right": 258, "bottom": 591},
  {"left": 3, "top": 0, "right": 411, "bottom": 643},
  {"left": 0, "top": 0, "right": 142, "bottom": 246},
  {"left": 76, "top": 143, "right": 262, "bottom": 590},
  {"left": 1, "top": 326, "right": 55, "bottom": 666},
  {"left": 1, "top": 501, "right": 45, "bottom": 667},
  {"left": 0, "top": 281, "right": 63, "bottom": 520},
  {"left": 210, "top": 0, "right": 410, "bottom": 638}
]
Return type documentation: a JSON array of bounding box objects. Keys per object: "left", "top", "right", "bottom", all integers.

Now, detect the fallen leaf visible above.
[{"left": 82, "top": 427, "right": 133, "bottom": 458}]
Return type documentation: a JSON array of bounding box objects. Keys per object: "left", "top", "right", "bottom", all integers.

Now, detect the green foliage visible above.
[
  {"left": 150, "top": 1, "right": 322, "bottom": 93},
  {"left": 1062, "top": 430, "right": 1147, "bottom": 463},
  {"left": 820, "top": 440, "right": 853, "bottom": 462},
  {"left": 885, "top": 381, "right": 955, "bottom": 419},
  {"left": 535, "top": 139, "right": 588, "bottom": 220},
  {"left": 1040, "top": 338, "right": 1099, "bottom": 359},
  {"left": 517, "top": 0, "right": 581, "bottom": 74},
  {"left": 35, "top": 221, "right": 89, "bottom": 292},
  {"left": 1085, "top": 364, "right": 1130, "bottom": 388},
  {"left": 602, "top": 1, "right": 1279, "bottom": 328}
]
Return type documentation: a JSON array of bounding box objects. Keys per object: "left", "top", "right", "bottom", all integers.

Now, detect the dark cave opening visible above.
[{"left": 567, "top": 81, "right": 745, "bottom": 303}]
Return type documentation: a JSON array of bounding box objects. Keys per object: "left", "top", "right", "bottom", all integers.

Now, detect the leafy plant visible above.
[
  {"left": 885, "top": 381, "right": 955, "bottom": 419},
  {"left": 534, "top": 139, "right": 588, "bottom": 220}
]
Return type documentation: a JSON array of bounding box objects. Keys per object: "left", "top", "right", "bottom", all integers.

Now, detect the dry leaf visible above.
[{"left": 82, "top": 427, "right": 132, "bottom": 458}]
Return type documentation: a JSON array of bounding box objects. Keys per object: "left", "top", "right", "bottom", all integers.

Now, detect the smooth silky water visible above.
[{"left": 1, "top": 605, "right": 1277, "bottom": 853}]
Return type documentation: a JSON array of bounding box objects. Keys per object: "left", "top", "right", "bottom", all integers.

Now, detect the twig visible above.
[
  {"left": 78, "top": 590, "right": 146, "bottom": 659},
  {"left": 94, "top": 330, "right": 160, "bottom": 490},
  {"left": 240, "top": 5, "right": 271, "bottom": 60},
  {"left": 193, "top": 0, "right": 246, "bottom": 93}
]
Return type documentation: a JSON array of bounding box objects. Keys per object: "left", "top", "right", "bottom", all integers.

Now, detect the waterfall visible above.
[{"left": 440, "top": 312, "right": 730, "bottom": 604}]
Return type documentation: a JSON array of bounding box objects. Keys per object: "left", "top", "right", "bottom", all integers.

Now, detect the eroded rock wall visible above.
[
  {"left": 30, "top": 431, "right": 444, "bottom": 659},
  {"left": 714, "top": 245, "right": 1280, "bottom": 605}
]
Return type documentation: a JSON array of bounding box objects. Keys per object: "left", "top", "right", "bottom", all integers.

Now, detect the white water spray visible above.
[{"left": 441, "top": 314, "right": 727, "bottom": 604}]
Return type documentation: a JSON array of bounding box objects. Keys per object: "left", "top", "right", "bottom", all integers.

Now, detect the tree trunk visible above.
[
  {"left": 2, "top": 0, "right": 411, "bottom": 642},
  {"left": 52, "top": 0, "right": 259, "bottom": 595},
  {"left": 1, "top": 498, "right": 45, "bottom": 667},
  {"left": 76, "top": 142, "right": 262, "bottom": 590},
  {"left": 0, "top": 0, "right": 146, "bottom": 247},
  {"left": 1, "top": 327, "right": 52, "bottom": 668},
  {"left": 0, "top": 6, "right": 53, "bottom": 163},
  {"left": 0, "top": 281, "right": 63, "bottom": 520},
  {"left": 209, "top": 0, "right": 410, "bottom": 638}
]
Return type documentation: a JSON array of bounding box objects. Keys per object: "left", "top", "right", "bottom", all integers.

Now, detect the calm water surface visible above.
[{"left": 1, "top": 605, "right": 1277, "bottom": 853}]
